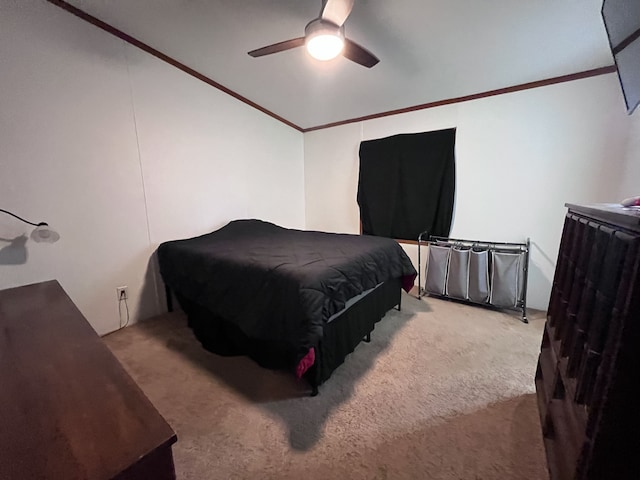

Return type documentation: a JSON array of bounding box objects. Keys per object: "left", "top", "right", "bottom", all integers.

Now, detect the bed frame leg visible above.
[
  {"left": 310, "top": 384, "right": 319, "bottom": 397},
  {"left": 363, "top": 333, "right": 371, "bottom": 343},
  {"left": 165, "top": 284, "right": 173, "bottom": 313},
  {"left": 396, "top": 294, "right": 402, "bottom": 311}
]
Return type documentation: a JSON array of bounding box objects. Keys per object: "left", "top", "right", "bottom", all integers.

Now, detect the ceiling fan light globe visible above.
[
  {"left": 304, "top": 19, "right": 344, "bottom": 61},
  {"left": 306, "top": 34, "right": 344, "bottom": 61}
]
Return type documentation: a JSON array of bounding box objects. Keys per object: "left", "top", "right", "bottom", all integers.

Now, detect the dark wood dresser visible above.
[
  {"left": 535, "top": 204, "right": 640, "bottom": 480},
  {"left": 0, "top": 280, "right": 177, "bottom": 480}
]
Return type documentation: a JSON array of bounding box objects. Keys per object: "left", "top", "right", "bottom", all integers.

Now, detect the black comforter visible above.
[{"left": 157, "top": 219, "right": 416, "bottom": 365}]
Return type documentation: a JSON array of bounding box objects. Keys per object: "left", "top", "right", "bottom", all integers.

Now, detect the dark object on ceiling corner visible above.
[{"left": 601, "top": 0, "right": 640, "bottom": 114}]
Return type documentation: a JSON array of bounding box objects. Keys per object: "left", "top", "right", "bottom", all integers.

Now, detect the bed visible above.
[{"left": 157, "top": 219, "right": 416, "bottom": 395}]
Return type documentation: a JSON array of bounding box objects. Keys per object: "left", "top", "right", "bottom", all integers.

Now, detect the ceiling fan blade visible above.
[
  {"left": 320, "top": 0, "right": 355, "bottom": 27},
  {"left": 343, "top": 38, "right": 379, "bottom": 68},
  {"left": 248, "top": 37, "right": 305, "bottom": 57}
]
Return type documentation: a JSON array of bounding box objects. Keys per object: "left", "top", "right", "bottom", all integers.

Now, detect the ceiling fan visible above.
[{"left": 248, "top": 0, "right": 379, "bottom": 68}]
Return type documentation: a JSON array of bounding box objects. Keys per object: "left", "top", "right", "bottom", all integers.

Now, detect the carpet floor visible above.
[{"left": 104, "top": 292, "right": 549, "bottom": 480}]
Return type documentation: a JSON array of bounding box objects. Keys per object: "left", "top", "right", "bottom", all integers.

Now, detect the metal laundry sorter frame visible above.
[{"left": 417, "top": 233, "right": 530, "bottom": 323}]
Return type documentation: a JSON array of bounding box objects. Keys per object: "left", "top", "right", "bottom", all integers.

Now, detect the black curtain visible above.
[{"left": 357, "top": 129, "right": 456, "bottom": 241}]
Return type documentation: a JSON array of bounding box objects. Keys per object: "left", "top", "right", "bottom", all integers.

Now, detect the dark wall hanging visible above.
[{"left": 357, "top": 128, "right": 456, "bottom": 241}]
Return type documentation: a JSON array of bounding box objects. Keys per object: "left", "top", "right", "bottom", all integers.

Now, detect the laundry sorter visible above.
[{"left": 417, "top": 233, "right": 530, "bottom": 323}]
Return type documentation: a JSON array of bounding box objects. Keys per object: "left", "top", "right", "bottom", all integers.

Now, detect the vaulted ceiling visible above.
[{"left": 64, "top": 0, "right": 614, "bottom": 130}]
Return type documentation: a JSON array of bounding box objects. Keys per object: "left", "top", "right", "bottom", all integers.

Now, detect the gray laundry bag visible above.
[
  {"left": 468, "top": 249, "right": 490, "bottom": 303},
  {"left": 446, "top": 248, "right": 470, "bottom": 300},
  {"left": 489, "top": 251, "right": 523, "bottom": 308},
  {"left": 425, "top": 245, "right": 451, "bottom": 295}
]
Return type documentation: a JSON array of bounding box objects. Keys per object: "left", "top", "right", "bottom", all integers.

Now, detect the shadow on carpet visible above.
[{"left": 129, "top": 297, "right": 421, "bottom": 450}]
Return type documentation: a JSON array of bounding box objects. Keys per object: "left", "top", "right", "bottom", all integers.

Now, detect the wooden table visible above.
[{"left": 0, "top": 280, "right": 177, "bottom": 480}]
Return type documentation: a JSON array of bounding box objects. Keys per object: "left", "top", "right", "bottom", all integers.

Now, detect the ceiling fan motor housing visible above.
[{"left": 304, "top": 18, "right": 344, "bottom": 43}]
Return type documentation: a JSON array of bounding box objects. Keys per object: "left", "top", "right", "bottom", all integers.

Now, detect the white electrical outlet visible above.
[{"left": 116, "top": 286, "right": 128, "bottom": 301}]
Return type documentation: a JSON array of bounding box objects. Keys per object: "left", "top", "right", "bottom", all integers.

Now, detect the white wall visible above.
[
  {"left": 0, "top": 1, "right": 304, "bottom": 335},
  {"left": 618, "top": 107, "right": 640, "bottom": 198},
  {"left": 304, "top": 74, "right": 632, "bottom": 310}
]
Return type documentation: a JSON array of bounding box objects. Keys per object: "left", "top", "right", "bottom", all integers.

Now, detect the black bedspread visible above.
[{"left": 157, "top": 219, "right": 416, "bottom": 366}]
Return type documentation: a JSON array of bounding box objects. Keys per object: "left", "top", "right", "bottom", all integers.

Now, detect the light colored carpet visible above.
[{"left": 104, "top": 292, "right": 549, "bottom": 480}]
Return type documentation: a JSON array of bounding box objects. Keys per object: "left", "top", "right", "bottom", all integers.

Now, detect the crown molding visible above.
[
  {"left": 303, "top": 65, "right": 618, "bottom": 132},
  {"left": 46, "top": 0, "right": 304, "bottom": 132}
]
